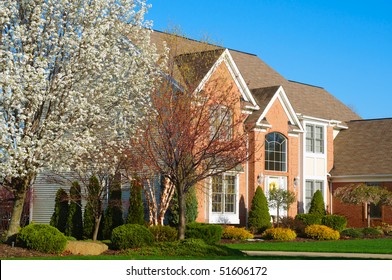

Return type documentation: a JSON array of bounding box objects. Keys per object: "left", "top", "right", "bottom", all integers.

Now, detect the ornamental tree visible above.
[
  {"left": 248, "top": 186, "right": 271, "bottom": 233},
  {"left": 130, "top": 32, "right": 252, "bottom": 239},
  {"left": 308, "top": 190, "right": 326, "bottom": 216},
  {"left": 334, "top": 184, "right": 392, "bottom": 227},
  {"left": 268, "top": 188, "right": 296, "bottom": 227},
  {"left": 0, "top": 0, "right": 162, "bottom": 238}
]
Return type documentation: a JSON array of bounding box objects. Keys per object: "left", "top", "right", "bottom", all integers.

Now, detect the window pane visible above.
[{"left": 265, "top": 133, "right": 287, "bottom": 171}]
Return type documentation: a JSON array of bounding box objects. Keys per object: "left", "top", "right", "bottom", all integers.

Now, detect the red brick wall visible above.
[{"left": 332, "top": 182, "right": 392, "bottom": 227}]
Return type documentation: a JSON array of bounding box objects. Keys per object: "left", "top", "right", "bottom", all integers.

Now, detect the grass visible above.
[
  {"left": 225, "top": 238, "right": 392, "bottom": 254},
  {"left": 4, "top": 237, "right": 392, "bottom": 260}
]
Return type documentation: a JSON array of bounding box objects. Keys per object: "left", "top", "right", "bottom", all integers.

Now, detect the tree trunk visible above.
[
  {"left": 92, "top": 214, "right": 102, "bottom": 241},
  {"left": 6, "top": 191, "right": 27, "bottom": 240},
  {"left": 177, "top": 186, "right": 186, "bottom": 240},
  {"left": 276, "top": 204, "right": 280, "bottom": 227},
  {"left": 367, "top": 203, "right": 371, "bottom": 228},
  {"left": 6, "top": 176, "right": 32, "bottom": 240}
]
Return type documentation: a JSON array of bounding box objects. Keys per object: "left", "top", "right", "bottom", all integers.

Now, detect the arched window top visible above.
[{"left": 265, "top": 132, "right": 287, "bottom": 172}]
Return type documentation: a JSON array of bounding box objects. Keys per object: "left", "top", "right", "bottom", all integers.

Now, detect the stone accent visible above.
[{"left": 65, "top": 241, "right": 108, "bottom": 256}]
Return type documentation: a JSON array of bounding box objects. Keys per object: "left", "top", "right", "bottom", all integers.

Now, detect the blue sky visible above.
[{"left": 146, "top": 0, "right": 392, "bottom": 120}]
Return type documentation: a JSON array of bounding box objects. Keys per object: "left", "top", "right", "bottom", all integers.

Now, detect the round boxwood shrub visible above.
[
  {"left": 261, "top": 227, "right": 297, "bottom": 241},
  {"left": 149, "top": 225, "right": 178, "bottom": 242},
  {"left": 322, "top": 215, "right": 347, "bottom": 232},
  {"left": 17, "top": 224, "right": 67, "bottom": 253},
  {"left": 304, "top": 224, "right": 340, "bottom": 240},
  {"left": 222, "top": 226, "right": 254, "bottom": 240},
  {"left": 111, "top": 224, "right": 154, "bottom": 250},
  {"left": 185, "top": 223, "right": 223, "bottom": 244}
]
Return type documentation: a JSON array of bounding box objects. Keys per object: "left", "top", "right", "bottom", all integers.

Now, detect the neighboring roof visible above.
[
  {"left": 150, "top": 30, "right": 361, "bottom": 122},
  {"left": 331, "top": 118, "right": 392, "bottom": 177}
]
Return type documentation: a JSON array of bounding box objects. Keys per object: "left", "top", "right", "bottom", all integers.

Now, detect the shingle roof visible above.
[
  {"left": 150, "top": 30, "right": 361, "bottom": 123},
  {"left": 245, "top": 86, "right": 280, "bottom": 125},
  {"left": 331, "top": 118, "right": 392, "bottom": 176}
]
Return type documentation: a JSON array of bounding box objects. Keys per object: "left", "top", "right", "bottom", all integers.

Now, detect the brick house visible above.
[
  {"left": 22, "top": 31, "right": 391, "bottom": 228},
  {"left": 150, "top": 31, "right": 392, "bottom": 227}
]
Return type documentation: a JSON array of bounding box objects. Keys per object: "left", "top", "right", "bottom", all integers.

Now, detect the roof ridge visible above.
[
  {"left": 153, "top": 29, "right": 258, "bottom": 57},
  {"left": 350, "top": 118, "right": 392, "bottom": 122},
  {"left": 288, "top": 80, "right": 324, "bottom": 89}
]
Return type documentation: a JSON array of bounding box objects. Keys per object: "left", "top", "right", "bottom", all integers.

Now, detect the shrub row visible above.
[{"left": 295, "top": 214, "right": 347, "bottom": 232}]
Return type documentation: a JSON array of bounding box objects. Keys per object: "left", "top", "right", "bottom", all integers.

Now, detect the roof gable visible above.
[
  {"left": 248, "top": 86, "right": 303, "bottom": 132},
  {"left": 192, "top": 49, "right": 259, "bottom": 110}
]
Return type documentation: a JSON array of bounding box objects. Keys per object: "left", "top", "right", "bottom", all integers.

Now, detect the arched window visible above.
[{"left": 265, "top": 132, "right": 287, "bottom": 172}]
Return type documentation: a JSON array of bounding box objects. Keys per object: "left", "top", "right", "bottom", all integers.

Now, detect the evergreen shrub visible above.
[
  {"left": 362, "top": 227, "right": 384, "bottom": 237},
  {"left": 222, "top": 226, "right": 254, "bottom": 240},
  {"left": 295, "top": 213, "right": 323, "bottom": 226},
  {"left": 50, "top": 188, "right": 69, "bottom": 233},
  {"left": 322, "top": 215, "right": 347, "bottom": 232},
  {"left": 17, "top": 224, "right": 67, "bottom": 253},
  {"left": 185, "top": 223, "right": 223, "bottom": 244},
  {"left": 126, "top": 179, "right": 145, "bottom": 225},
  {"left": 149, "top": 225, "right": 178, "bottom": 242},
  {"left": 340, "top": 228, "right": 364, "bottom": 239},
  {"left": 308, "top": 190, "right": 326, "bottom": 216},
  {"left": 304, "top": 224, "right": 340, "bottom": 240},
  {"left": 111, "top": 224, "right": 153, "bottom": 249},
  {"left": 103, "top": 180, "right": 124, "bottom": 239},
  {"left": 261, "top": 227, "right": 297, "bottom": 241},
  {"left": 248, "top": 186, "right": 271, "bottom": 233},
  {"left": 66, "top": 182, "right": 83, "bottom": 239},
  {"left": 168, "top": 185, "right": 198, "bottom": 226}
]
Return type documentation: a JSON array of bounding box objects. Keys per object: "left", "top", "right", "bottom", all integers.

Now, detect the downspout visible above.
[
  {"left": 327, "top": 173, "right": 333, "bottom": 214},
  {"left": 245, "top": 131, "right": 249, "bottom": 227}
]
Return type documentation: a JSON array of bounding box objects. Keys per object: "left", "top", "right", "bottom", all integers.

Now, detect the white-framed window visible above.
[
  {"left": 211, "top": 174, "right": 236, "bottom": 214},
  {"left": 265, "top": 132, "right": 287, "bottom": 172},
  {"left": 210, "top": 105, "right": 233, "bottom": 141},
  {"left": 306, "top": 124, "right": 324, "bottom": 154},
  {"left": 305, "top": 180, "right": 324, "bottom": 212}
]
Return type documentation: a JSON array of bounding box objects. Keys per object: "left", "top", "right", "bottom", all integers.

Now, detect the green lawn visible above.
[{"left": 225, "top": 238, "right": 392, "bottom": 254}]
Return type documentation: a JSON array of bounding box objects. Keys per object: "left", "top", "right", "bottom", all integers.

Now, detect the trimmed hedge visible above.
[
  {"left": 111, "top": 224, "right": 154, "bottom": 250},
  {"left": 322, "top": 215, "right": 347, "bottom": 232},
  {"left": 17, "top": 224, "right": 67, "bottom": 253},
  {"left": 295, "top": 213, "right": 322, "bottom": 226},
  {"left": 304, "top": 224, "right": 340, "bottom": 240},
  {"left": 261, "top": 227, "right": 297, "bottom": 241},
  {"left": 222, "top": 226, "right": 254, "bottom": 240},
  {"left": 340, "top": 228, "right": 364, "bottom": 239},
  {"left": 185, "top": 223, "right": 223, "bottom": 244},
  {"left": 149, "top": 225, "right": 178, "bottom": 242}
]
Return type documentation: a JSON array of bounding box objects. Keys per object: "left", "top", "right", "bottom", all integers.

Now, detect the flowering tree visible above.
[
  {"left": 0, "top": 0, "right": 162, "bottom": 238},
  {"left": 334, "top": 184, "right": 392, "bottom": 227},
  {"left": 132, "top": 34, "right": 251, "bottom": 239}
]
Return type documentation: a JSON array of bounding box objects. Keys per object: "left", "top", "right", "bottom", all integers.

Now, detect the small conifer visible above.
[{"left": 248, "top": 186, "right": 271, "bottom": 233}]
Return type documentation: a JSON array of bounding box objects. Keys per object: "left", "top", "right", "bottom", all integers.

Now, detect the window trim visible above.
[
  {"left": 211, "top": 173, "right": 237, "bottom": 214},
  {"left": 265, "top": 132, "right": 287, "bottom": 172},
  {"left": 306, "top": 124, "right": 325, "bottom": 154},
  {"left": 305, "top": 179, "right": 324, "bottom": 213},
  {"left": 210, "top": 104, "right": 233, "bottom": 141}
]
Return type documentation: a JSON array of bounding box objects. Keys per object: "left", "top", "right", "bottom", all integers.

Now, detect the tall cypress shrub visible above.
[
  {"left": 248, "top": 186, "right": 271, "bottom": 233},
  {"left": 126, "top": 180, "right": 145, "bottom": 225},
  {"left": 50, "top": 188, "right": 69, "bottom": 233},
  {"left": 308, "top": 190, "right": 326, "bottom": 216},
  {"left": 83, "top": 176, "right": 101, "bottom": 239},
  {"left": 168, "top": 185, "right": 198, "bottom": 226},
  {"left": 103, "top": 180, "right": 124, "bottom": 239},
  {"left": 66, "top": 182, "right": 83, "bottom": 239}
]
